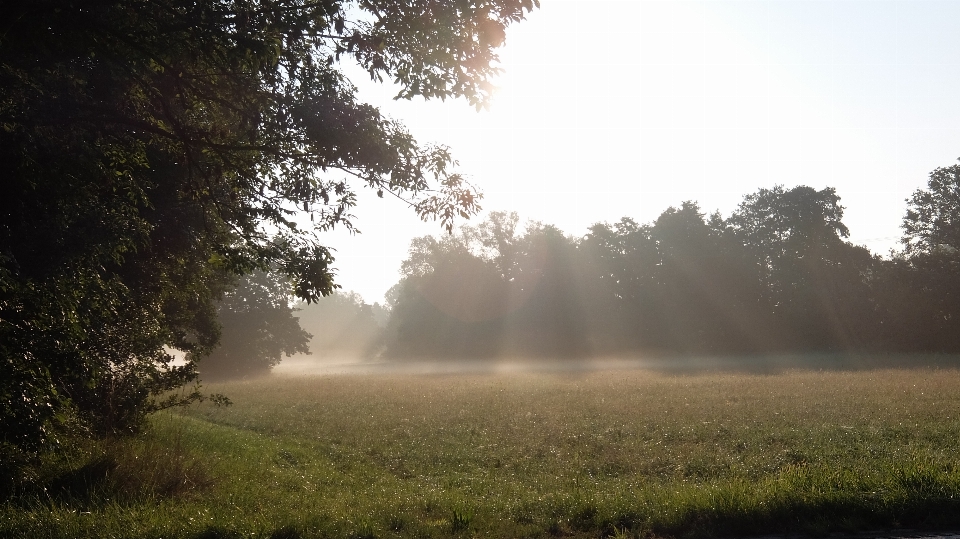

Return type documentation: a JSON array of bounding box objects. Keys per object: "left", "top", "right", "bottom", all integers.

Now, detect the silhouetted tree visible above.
[
  {"left": 903, "top": 160, "right": 960, "bottom": 255},
  {"left": 381, "top": 213, "right": 586, "bottom": 359},
  {"left": 382, "top": 221, "right": 509, "bottom": 359},
  {"left": 874, "top": 160, "right": 960, "bottom": 352},
  {"left": 649, "top": 202, "right": 724, "bottom": 352},
  {"left": 703, "top": 211, "right": 775, "bottom": 353},
  {"left": 727, "top": 186, "right": 876, "bottom": 350},
  {"left": 199, "top": 271, "right": 311, "bottom": 380},
  {"left": 579, "top": 218, "right": 660, "bottom": 353},
  {"left": 871, "top": 255, "right": 960, "bottom": 352},
  {"left": 505, "top": 224, "right": 589, "bottom": 358}
]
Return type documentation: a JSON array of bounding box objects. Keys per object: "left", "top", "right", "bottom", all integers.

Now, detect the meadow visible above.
[{"left": 5, "top": 362, "right": 960, "bottom": 538}]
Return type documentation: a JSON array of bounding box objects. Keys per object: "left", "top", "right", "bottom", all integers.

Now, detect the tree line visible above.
[{"left": 377, "top": 165, "right": 960, "bottom": 359}]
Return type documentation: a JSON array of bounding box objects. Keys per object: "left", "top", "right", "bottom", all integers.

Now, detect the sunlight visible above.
[{"left": 316, "top": 0, "right": 960, "bottom": 304}]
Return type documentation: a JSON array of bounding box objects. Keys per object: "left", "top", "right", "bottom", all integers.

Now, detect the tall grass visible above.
[{"left": 5, "top": 366, "right": 960, "bottom": 538}]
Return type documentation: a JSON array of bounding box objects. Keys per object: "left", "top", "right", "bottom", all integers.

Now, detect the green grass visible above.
[{"left": 5, "top": 365, "right": 960, "bottom": 538}]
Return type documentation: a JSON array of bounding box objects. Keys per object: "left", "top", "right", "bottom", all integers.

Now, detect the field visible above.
[{"left": 5, "top": 362, "right": 960, "bottom": 538}]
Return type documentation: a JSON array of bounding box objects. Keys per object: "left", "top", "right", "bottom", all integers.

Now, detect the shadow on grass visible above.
[
  {"left": 188, "top": 495, "right": 960, "bottom": 539},
  {"left": 5, "top": 433, "right": 214, "bottom": 511},
  {"left": 612, "top": 493, "right": 960, "bottom": 539}
]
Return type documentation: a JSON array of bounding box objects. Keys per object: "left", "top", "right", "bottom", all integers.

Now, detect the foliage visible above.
[
  {"left": 578, "top": 217, "right": 662, "bottom": 352},
  {"left": 381, "top": 212, "right": 588, "bottom": 359},
  {"left": 382, "top": 218, "right": 513, "bottom": 359},
  {"left": 871, "top": 160, "right": 960, "bottom": 352},
  {"left": 726, "top": 185, "right": 877, "bottom": 350},
  {"left": 0, "top": 0, "right": 538, "bottom": 462},
  {"left": 382, "top": 187, "right": 891, "bottom": 359},
  {"left": 903, "top": 160, "right": 960, "bottom": 255},
  {"left": 199, "top": 271, "right": 311, "bottom": 381}
]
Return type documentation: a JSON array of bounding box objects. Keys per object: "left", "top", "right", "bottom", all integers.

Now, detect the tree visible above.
[
  {"left": 726, "top": 185, "right": 875, "bottom": 350},
  {"left": 381, "top": 213, "right": 591, "bottom": 360},
  {"left": 382, "top": 216, "right": 514, "bottom": 359},
  {"left": 0, "top": 0, "right": 539, "bottom": 462},
  {"left": 875, "top": 159, "right": 960, "bottom": 352},
  {"left": 578, "top": 218, "right": 660, "bottom": 353},
  {"left": 199, "top": 271, "right": 311, "bottom": 380},
  {"left": 504, "top": 223, "right": 589, "bottom": 358},
  {"left": 644, "top": 202, "right": 746, "bottom": 353},
  {"left": 903, "top": 160, "right": 960, "bottom": 255}
]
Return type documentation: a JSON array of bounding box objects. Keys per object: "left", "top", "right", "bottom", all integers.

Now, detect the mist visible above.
[{"left": 273, "top": 176, "right": 960, "bottom": 380}]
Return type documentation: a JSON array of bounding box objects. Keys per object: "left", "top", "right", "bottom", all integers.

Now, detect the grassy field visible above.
[{"left": 4, "top": 363, "right": 960, "bottom": 538}]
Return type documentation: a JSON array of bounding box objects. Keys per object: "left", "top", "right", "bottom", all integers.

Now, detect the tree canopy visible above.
[
  {"left": 873, "top": 159, "right": 960, "bottom": 352},
  {"left": 379, "top": 186, "right": 917, "bottom": 360},
  {"left": 903, "top": 160, "right": 960, "bottom": 256},
  {"left": 200, "top": 271, "right": 311, "bottom": 381},
  {"left": 0, "top": 0, "right": 539, "bottom": 462}
]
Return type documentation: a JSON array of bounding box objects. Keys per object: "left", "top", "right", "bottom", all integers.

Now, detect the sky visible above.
[{"left": 317, "top": 0, "right": 960, "bottom": 305}]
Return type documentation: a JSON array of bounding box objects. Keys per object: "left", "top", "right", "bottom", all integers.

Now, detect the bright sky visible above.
[{"left": 320, "top": 0, "right": 960, "bottom": 305}]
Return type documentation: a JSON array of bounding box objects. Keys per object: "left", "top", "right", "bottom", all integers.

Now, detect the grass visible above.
[{"left": 4, "top": 364, "right": 960, "bottom": 538}]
